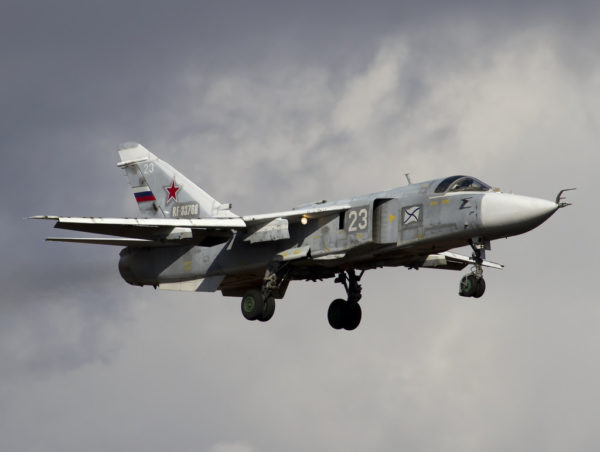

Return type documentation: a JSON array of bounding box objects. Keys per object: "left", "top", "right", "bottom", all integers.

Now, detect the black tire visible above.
[
  {"left": 328, "top": 299, "right": 346, "bottom": 329},
  {"left": 258, "top": 296, "right": 276, "bottom": 322},
  {"left": 241, "top": 289, "right": 264, "bottom": 321},
  {"left": 343, "top": 302, "right": 362, "bottom": 331},
  {"left": 473, "top": 278, "right": 486, "bottom": 299},
  {"left": 459, "top": 274, "right": 478, "bottom": 297}
]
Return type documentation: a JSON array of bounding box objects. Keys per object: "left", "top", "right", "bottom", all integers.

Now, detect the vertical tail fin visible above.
[{"left": 117, "top": 142, "right": 236, "bottom": 219}]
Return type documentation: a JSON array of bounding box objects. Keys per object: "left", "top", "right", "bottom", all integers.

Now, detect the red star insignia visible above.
[{"left": 164, "top": 179, "right": 180, "bottom": 204}]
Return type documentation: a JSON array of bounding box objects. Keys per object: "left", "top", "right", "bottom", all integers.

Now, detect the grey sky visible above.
[{"left": 1, "top": 1, "right": 598, "bottom": 451}]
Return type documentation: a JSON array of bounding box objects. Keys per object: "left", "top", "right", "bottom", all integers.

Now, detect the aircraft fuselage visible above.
[{"left": 118, "top": 177, "right": 558, "bottom": 295}]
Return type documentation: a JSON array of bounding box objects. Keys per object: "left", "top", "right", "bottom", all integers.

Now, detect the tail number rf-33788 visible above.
[{"left": 172, "top": 203, "right": 199, "bottom": 218}]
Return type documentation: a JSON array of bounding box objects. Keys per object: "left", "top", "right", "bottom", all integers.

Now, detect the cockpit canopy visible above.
[{"left": 434, "top": 176, "right": 492, "bottom": 193}]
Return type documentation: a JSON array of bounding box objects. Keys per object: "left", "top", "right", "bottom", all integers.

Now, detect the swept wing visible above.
[{"left": 31, "top": 204, "right": 349, "bottom": 246}]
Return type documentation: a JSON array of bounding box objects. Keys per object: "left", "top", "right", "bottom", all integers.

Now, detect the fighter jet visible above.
[{"left": 32, "top": 143, "right": 573, "bottom": 330}]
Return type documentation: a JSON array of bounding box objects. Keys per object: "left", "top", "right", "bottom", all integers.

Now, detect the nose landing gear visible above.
[
  {"left": 328, "top": 270, "right": 364, "bottom": 330},
  {"left": 459, "top": 273, "right": 486, "bottom": 298},
  {"left": 459, "top": 239, "right": 488, "bottom": 298}
]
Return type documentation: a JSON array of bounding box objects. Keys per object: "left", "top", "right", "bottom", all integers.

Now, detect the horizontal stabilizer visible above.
[
  {"left": 31, "top": 215, "right": 245, "bottom": 241},
  {"left": 31, "top": 215, "right": 246, "bottom": 228},
  {"left": 46, "top": 237, "right": 166, "bottom": 247}
]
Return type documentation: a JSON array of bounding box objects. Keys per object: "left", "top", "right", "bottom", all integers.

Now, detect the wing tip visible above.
[{"left": 29, "top": 215, "right": 59, "bottom": 220}]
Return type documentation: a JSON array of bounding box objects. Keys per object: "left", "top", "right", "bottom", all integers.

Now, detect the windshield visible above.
[{"left": 434, "top": 176, "right": 491, "bottom": 193}]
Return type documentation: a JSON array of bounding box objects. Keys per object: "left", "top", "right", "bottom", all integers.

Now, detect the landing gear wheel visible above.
[
  {"left": 343, "top": 302, "right": 362, "bottom": 331},
  {"left": 459, "top": 274, "right": 478, "bottom": 297},
  {"left": 328, "top": 299, "right": 362, "bottom": 330},
  {"left": 330, "top": 270, "right": 366, "bottom": 330},
  {"left": 258, "top": 296, "right": 276, "bottom": 322},
  {"left": 473, "top": 278, "right": 486, "bottom": 299},
  {"left": 328, "top": 299, "right": 346, "bottom": 330},
  {"left": 241, "top": 289, "right": 264, "bottom": 321}
]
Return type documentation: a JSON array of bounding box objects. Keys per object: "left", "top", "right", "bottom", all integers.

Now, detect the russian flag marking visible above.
[{"left": 134, "top": 191, "right": 156, "bottom": 203}]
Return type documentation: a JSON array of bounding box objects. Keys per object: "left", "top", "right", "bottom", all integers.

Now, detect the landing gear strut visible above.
[
  {"left": 459, "top": 239, "right": 488, "bottom": 298},
  {"left": 328, "top": 270, "right": 364, "bottom": 330}
]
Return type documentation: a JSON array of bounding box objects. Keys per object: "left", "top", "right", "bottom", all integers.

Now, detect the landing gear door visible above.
[{"left": 373, "top": 198, "right": 399, "bottom": 244}]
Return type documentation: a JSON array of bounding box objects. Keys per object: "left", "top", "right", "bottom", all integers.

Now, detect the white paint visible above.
[{"left": 481, "top": 193, "right": 558, "bottom": 230}]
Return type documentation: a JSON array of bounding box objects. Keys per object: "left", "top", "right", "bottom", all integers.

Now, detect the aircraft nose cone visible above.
[{"left": 481, "top": 193, "right": 559, "bottom": 236}]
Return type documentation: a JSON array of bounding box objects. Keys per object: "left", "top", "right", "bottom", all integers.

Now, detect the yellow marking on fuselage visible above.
[
  {"left": 442, "top": 199, "right": 450, "bottom": 205},
  {"left": 183, "top": 261, "right": 192, "bottom": 271},
  {"left": 389, "top": 214, "right": 396, "bottom": 223},
  {"left": 417, "top": 234, "right": 424, "bottom": 239},
  {"left": 356, "top": 234, "right": 363, "bottom": 239},
  {"left": 430, "top": 200, "right": 439, "bottom": 206}
]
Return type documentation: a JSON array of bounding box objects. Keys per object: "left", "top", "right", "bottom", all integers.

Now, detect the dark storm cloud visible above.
[
  {"left": 0, "top": 1, "right": 598, "bottom": 451},
  {"left": 2, "top": 0, "right": 597, "bottom": 169},
  {"left": 2, "top": 0, "right": 597, "bottom": 127}
]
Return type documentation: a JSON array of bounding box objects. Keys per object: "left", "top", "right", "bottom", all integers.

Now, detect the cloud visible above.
[
  {"left": 157, "top": 26, "right": 597, "bottom": 208},
  {"left": 332, "top": 41, "right": 407, "bottom": 134},
  {"left": 0, "top": 261, "right": 133, "bottom": 379}
]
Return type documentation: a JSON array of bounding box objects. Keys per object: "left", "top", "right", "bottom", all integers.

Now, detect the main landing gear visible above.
[
  {"left": 459, "top": 239, "right": 487, "bottom": 298},
  {"left": 328, "top": 270, "right": 364, "bottom": 330},
  {"left": 241, "top": 262, "right": 289, "bottom": 322},
  {"left": 241, "top": 289, "right": 276, "bottom": 322}
]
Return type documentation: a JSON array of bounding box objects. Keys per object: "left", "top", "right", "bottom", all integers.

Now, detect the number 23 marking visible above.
[{"left": 348, "top": 208, "right": 368, "bottom": 232}]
